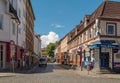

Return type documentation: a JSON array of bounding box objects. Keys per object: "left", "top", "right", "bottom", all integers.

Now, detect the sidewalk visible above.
[
  {"left": 0, "top": 73, "right": 17, "bottom": 77},
  {"left": 59, "top": 64, "right": 120, "bottom": 79},
  {"left": 0, "top": 64, "right": 37, "bottom": 77},
  {"left": 73, "top": 67, "right": 120, "bottom": 79}
]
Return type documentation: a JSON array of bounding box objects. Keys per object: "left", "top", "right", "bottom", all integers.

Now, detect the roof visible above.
[
  {"left": 60, "top": 1, "right": 120, "bottom": 43},
  {"left": 103, "top": 1, "right": 120, "bottom": 18},
  {"left": 89, "top": 1, "right": 120, "bottom": 22}
]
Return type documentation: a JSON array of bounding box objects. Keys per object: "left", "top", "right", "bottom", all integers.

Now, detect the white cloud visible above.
[
  {"left": 51, "top": 24, "right": 65, "bottom": 28},
  {"left": 41, "top": 31, "right": 59, "bottom": 48}
]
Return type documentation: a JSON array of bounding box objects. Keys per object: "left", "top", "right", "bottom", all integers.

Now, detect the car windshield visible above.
[{"left": 39, "top": 58, "right": 46, "bottom": 62}]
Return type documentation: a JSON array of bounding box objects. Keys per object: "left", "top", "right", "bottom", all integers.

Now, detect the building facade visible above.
[
  {"left": 41, "top": 48, "right": 47, "bottom": 56},
  {"left": 59, "top": 1, "right": 120, "bottom": 72},
  {"left": 0, "top": 0, "right": 26, "bottom": 69},
  {"left": 60, "top": 35, "right": 69, "bottom": 64},
  {"left": 68, "top": 25, "right": 81, "bottom": 66},
  {"left": 34, "top": 34, "right": 41, "bottom": 56},
  {"left": 17, "top": 0, "right": 26, "bottom": 69},
  {"left": 33, "top": 34, "right": 41, "bottom": 64},
  {"left": 26, "top": 0, "right": 35, "bottom": 66}
]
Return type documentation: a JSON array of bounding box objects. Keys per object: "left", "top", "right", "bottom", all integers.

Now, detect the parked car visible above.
[{"left": 39, "top": 57, "right": 47, "bottom": 67}]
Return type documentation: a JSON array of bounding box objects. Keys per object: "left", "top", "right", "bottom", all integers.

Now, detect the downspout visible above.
[{"left": 16, "top": 23, "right": 20, "bottom": 62}]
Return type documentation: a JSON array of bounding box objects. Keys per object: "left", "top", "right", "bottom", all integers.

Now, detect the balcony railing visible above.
[{"left": 9, "top": 3, "right": 20, "bottom": 24}]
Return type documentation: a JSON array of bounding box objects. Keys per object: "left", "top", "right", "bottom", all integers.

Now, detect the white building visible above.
[
  {"left": 34, "top": 34, "right": 41, "bottom": 56},
  {"left": 0, "top": 0, "right": 26, "bottom": 69}
]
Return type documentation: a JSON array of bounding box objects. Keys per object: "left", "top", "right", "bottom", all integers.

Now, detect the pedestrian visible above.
[
  {"left": 91, "top": 57, "right": 94, "bottom": 69},
  {"left": 17, "top": 59, "right": 20, "bottom": 68},
  {"left": 23, "top": 60, "right": 25, "bottom": 69}
]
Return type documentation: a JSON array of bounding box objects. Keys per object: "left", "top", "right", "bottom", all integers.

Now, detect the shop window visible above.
[{"left": 107, "top": 24, "right": 116, "bottom": 35}]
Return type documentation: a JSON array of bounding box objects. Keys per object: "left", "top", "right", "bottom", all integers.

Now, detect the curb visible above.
[
  {"left": 74, "top": 68, "right": 120, "bottom": 79},
  {"left": 0, "top": 73, "right": 16, "bottom": 77}
]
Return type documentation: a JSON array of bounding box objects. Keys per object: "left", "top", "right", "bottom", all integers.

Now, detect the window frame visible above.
[
  {"left": 12, "top": 22, "right": 16, "bottom": 35},
  {"left": 0, "top": 15, "right": 3, "bottom": 30},
  {"left": 106, "top": 23, "right": 116, "bottom": 36}
]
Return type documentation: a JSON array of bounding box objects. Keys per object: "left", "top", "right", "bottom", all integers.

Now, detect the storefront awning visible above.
[
  {"left": 88, "top": 45, "right": 99, "bottom": 49},
  {"left": 88, "top": 40, "right": 120, "bottom": 49}
]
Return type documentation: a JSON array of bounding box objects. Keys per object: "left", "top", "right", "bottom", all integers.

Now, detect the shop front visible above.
[
  {"left": 0, "top": 43, "right": 6, "bottom": 69},
  {"left": 88, "top": 40, "right": 120, "bottom": 71},
  {"left": 113, "top": 49, "right": 120, "bottom": 72}
]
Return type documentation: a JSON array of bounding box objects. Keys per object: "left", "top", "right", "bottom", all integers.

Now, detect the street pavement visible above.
[{"left": 0, "top": 63, "right": 120, "bottom": 83}]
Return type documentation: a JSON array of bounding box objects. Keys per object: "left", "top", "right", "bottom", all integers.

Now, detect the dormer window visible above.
[
  {"left": 87, "top": 19, "right": 89, "bottom": 24},
  {"left": 84, "top": 15, "right": 90, "bottom": 28}
]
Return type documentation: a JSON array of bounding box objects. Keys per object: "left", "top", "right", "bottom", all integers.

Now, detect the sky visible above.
[{"left": 31, "top": 0, "right": 120, "bottom": 48}]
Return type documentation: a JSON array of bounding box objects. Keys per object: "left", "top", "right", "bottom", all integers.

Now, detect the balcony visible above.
[{"left": 9, "top": 3, "right": 20, "bottom": 24}]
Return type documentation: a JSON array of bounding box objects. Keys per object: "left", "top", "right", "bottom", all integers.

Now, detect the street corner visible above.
[
  {"left": 74, "top": 68, "right": 120, "bottom": 79},
  {"left": 97, "top": 73, "right": 120, "bottom": 79}
]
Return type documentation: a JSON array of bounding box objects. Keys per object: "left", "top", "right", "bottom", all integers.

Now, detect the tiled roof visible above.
[
  {"left": 103, "top": 1, "right": 120, "bottom": 18},
  {"left": 88, "top": 1, "right": 105, "bottom": 22},
  {"left": 66, "top": 1, "right": 120, "bottom": 43},
  {"left": 89, "top": 1, "right": 120, "bottom": 22}
]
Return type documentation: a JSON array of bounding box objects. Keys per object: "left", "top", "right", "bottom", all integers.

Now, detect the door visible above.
[
  {"left": 100, "top": 52, "right": 109, "bottom": 69},
  {"left": 0, "top": 43, "right": 6, "bottom": 69}
]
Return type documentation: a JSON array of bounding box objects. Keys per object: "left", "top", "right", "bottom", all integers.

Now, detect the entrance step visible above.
[{"left": 99, "top": 69, "right": 112, "bottom": 74}]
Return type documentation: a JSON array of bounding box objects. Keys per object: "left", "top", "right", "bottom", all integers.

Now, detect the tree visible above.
[{"left": 46, "top": 42, "right": 57, "bottom": 58}]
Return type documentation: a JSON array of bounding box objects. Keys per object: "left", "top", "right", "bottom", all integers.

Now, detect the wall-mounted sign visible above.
[{"left": 113, "top": 49, "right": 118, "bottom": 53}]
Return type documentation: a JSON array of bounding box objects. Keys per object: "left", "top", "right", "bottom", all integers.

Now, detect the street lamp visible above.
[{"left": 20, "top": 48, "right": 24, "bottom": 69}]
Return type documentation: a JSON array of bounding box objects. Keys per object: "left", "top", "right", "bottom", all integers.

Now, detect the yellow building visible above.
[
  {"left": 41, "top": 48, "right": 48, "bottom": 56},
  {"left": 60, "top": 35, "right": 69, "bottom": 64},
  {"left": 26, "top": 0, "right": 35, "bottom": 66}
]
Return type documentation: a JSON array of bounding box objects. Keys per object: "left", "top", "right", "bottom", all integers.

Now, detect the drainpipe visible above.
[{"left": 15, "top": 23, "right": 20, "bottom": 63}]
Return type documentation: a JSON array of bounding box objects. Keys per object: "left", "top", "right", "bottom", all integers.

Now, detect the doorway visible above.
[
  {"left": 100, "top": 52, "right": 109, "bottom": 69},
  {"left": 0, "top": 43, "right": 6, "bottom": 69}
]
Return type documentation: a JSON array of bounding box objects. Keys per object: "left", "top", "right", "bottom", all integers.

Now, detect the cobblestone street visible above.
[{"left": 0, "top": 63, "right": 120, "bottom": 83}]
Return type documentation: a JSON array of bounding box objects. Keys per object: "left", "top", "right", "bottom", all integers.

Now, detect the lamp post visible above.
[{"left": 20, "top": 48, "right": 24, "bottom": 69}]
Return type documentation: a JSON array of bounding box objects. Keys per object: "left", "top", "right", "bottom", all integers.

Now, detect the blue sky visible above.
[{"left": 31, "top": 0, "right": 120, "bottom": 47}]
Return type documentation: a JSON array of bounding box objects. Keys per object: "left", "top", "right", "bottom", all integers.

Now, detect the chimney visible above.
[{"left": 80, "top": 20, "right": 83, "bottom": 24}]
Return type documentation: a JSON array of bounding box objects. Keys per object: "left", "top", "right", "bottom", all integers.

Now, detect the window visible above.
[
  {"left": 88, "top": 28, "right": 91, "bottom": 39},
  {"left": 18, "top": 8, "right": 21, "bottom": 18},
  {"left": 83, "top": 32, "right": 86, "bottom": 41},
  {"left": 12, "top": 23, "right": 16, "bottom": 35},
  {"left": 0, "top": 15, "right": 3, "bottom": 30},
  {"left": 107, "top": 24, "right": 115, "bottom": 35},
  {"left": 94, "top": 25, "right": 97, "bottom": 36},
  {"left": 23, "top": 9, "right": 26, "bottom": 18},
  {"left": 11, "top": 0, "right": 13, "bottom": 5}
]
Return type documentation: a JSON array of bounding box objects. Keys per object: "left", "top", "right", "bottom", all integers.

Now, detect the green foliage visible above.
[{"left": 46, "top": 42, "right": 57, "bottom": 58}]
